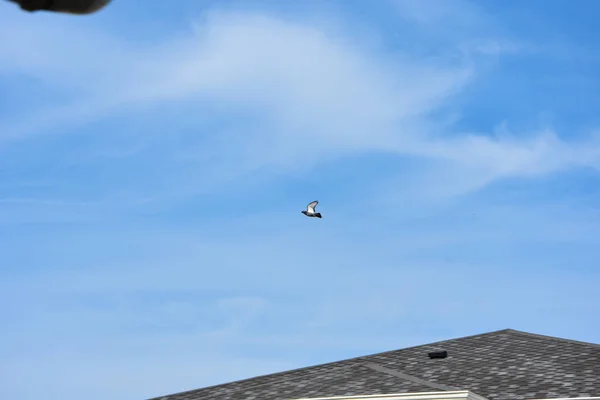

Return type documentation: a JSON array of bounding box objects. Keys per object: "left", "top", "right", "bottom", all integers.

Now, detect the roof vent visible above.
[{"left": 428, "top": 350, "right": 448, "bottom": 359}]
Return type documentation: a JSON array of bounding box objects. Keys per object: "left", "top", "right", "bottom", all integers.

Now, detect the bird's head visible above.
[{"left": 301, "top": 210, "right": 307, "bottom": 215}]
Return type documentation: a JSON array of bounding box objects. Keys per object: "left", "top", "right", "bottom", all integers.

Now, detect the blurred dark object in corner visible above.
[{"left": 6, "top": 0, "right": 112, "bottom": 15}]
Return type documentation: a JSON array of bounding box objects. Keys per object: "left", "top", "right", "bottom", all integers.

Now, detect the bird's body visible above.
[{"left": 302, "top": 200, "right": 322, "bottom": 218}]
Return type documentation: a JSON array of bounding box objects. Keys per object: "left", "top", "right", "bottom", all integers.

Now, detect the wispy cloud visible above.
[{"left": 2, "top": 5, "right": 598, "bottom": 203}]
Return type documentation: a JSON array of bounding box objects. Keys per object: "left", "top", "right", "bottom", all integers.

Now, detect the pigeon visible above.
[{"left": 302, "top": 200, "right": 322, "bottom": 218}]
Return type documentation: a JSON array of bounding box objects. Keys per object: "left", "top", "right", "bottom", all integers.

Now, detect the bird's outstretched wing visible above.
[{"left": 306, "top": 200, "right": 318, "bottom": 213}]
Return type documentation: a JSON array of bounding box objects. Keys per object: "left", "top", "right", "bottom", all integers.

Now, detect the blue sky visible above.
[{"left": 1, "top": 0, "right": 600, "bottom": 399}]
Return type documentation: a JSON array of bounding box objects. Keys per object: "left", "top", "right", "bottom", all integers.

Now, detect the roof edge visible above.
[
  {"left": 506, "top": 329, "right": 600, "bottom": 348},
  {"left": 290, "top": 390, "right": 490, "bottom": 400},
  {"left": 529, "top": 397, "right": 600, "bottom": 400}
]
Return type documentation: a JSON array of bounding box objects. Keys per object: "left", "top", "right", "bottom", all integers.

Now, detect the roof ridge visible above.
[
  {"left": 505, "top": 329, "right": 600, "bottom": 348},
  {"left": 148, "top": 329, "right": 513, "bottom": 400},
  {"left": 363, "top": 362, "right": 459, "bottom": 392}
]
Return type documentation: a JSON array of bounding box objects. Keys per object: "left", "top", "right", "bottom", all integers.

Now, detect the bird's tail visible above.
[{"left": 315, "top": 213, "right": 322, "bottom": 218}]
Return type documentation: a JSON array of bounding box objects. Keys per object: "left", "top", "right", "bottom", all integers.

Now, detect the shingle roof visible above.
[{"left": 149, "top": 329, "right": 600, "bottom": 400}]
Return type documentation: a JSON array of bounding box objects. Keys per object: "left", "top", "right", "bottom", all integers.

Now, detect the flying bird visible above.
[{"left": 302, "top": 200, "right": 322, "bottom": 218}]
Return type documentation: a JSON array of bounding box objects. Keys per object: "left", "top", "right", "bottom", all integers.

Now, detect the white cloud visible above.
[{"left": 1, "top": 7, "right": 598, "bottom": 200}]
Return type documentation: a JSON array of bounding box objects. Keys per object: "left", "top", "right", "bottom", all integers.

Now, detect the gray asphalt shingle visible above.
[{"left": 149, "top": 329, "right": 600, "bottom": 400}]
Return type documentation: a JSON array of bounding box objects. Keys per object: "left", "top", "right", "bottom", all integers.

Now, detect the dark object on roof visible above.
[
  {"left": 428, "top": 350, "right": 448, "bottom": 359},
  {"left": 148, "top": 329, "right": 600, "bottom": 400}
]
